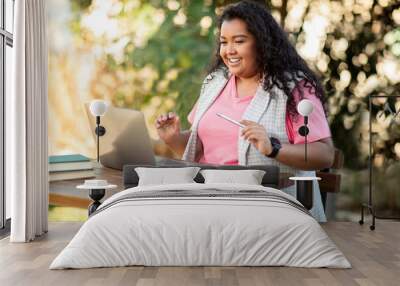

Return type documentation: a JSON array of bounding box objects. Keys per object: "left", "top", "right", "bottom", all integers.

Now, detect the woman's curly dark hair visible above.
[{"left": 208, "top": 0, "right": 327, "bottom": 118}]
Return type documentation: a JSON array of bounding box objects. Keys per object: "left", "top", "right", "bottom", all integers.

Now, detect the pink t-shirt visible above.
[
  {"left": 188, "top": 76, "right": 253, "bottom": 164},
  {"left": 188, "top": 76, "right": 331, "bottom": 165}
]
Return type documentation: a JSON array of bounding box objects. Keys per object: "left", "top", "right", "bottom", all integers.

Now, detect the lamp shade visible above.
[
  {"left": 89, "top": 100, "right": 108, "bottom": 117},
  {"left": 297, "top": 99, "right": 314, "bottom": 117}
]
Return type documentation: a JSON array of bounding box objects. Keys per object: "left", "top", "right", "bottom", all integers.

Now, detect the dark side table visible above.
[
  {"left": 289, "top": 176, "right": 321, "bottom": 210},
  {"left": 77, "top": 180, "right": 117, "bottom": 216}
]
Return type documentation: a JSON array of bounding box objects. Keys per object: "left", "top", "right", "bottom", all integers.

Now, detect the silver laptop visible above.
[
  {"left": 85, "top": 104, "right": 185, "bottom": 170},
  {"left": 85, "top": 103, "right": 195, "bottom": 170}
]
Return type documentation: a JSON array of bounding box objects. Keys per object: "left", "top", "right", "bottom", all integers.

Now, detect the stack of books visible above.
[{"left": 49, "top": 154, "right": 95, "bottom": 182}]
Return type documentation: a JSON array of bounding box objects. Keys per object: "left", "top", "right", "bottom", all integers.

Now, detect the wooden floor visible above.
[{"left": 0, "top": 221, "right": 399, "bottom": 286}]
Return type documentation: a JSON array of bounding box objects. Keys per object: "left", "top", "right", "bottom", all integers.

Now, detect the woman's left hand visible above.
[{"left": 240, "top": 120, "right": 272, "bottom": 156}]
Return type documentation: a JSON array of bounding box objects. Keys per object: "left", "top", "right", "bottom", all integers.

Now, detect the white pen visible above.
[{"left": 216, "top": 113, "right": 245, "bottom": 128}]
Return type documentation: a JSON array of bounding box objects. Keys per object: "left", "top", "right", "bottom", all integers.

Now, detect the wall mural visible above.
[{"left": 48, "top": 0, "right": 400, "bottom": 220}]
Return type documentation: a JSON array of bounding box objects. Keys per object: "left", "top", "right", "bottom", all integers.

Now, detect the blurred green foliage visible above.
[
  {"left": 130, "top": 1, "right": 217, "bottom": 127},
  {"left": 323, "top": 4, "right": 400, "bottom": 169}
]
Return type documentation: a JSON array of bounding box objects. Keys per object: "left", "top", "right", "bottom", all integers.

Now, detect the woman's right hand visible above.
[{"left": 155, "top": 112, "right": 181, "bottom": 144}]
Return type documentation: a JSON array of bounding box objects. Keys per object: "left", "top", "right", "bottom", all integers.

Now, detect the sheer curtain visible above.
[{"left": 6, "top": 0, "right": 48, "bottom": 242}]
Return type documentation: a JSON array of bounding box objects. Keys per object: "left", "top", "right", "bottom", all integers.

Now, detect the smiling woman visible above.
[
  {"left": 155, "top": 0, "right": 334, "bottom": 222},
  {"left": 219, "top": 19, "right": 259, "bottom": 81}
]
